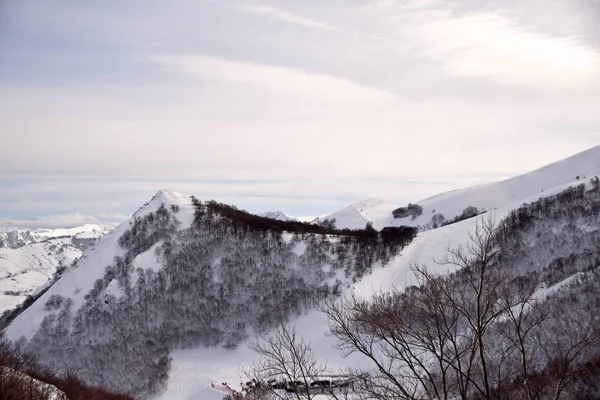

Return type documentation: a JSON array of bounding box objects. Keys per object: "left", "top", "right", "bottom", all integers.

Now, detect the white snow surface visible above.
[
  {"left": 317, "top": 145, "right": 600, "bottom": 230},
  {"left": 0, "top": 223, "right": 113, "bottom": 312},
  {"left": 0, "top": 236, "right": 92, "bottom": 314},
  {"left": 33, "top": 224, "right": 113, "bottom": 239},
  {"left": 259, "top": 211, "right": 298, "bottom": 221},
  {"left": 0, "top": 224, "right": 112, "bottom": 248}
]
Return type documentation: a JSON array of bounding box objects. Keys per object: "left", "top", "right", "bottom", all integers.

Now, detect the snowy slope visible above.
[
  {"left": 5, "top": 188, "right": 395, "bottom": 398},
  {"left": 259, "top": 211, "right": 297, "bottom": 221},
  {"left": 33, "top": 224, "right": 113, "bottom": 240},
  {"left": 0, "top": 225, "right": 112, "bottom": 314},
  {"left": 155, "top": 214, "right": 493, "bottom": 399},
  {"left": 4, "top": 190, "right": 193, "bottom": 339},
  {"left": 0, "top": 224, "right": 112, "bottom": 249},
  {"left": 4, "top": 152, "right": 599, "bottom": 399},
  {"left": 0, "top": 230, "right": 40, "bottom": 249},
  {"left": 156, "top": 176, "right": 596, "bottom": 400},
  {"left": 318, "top": 145, "right": 600, "bottom": 230},
  {"left": 314, "top": 198, "right": 398, "bottom": 230}
]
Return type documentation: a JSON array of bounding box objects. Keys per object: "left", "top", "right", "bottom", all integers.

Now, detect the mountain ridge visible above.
[
  {"left": 0, "top": 224, "right": 113, "bottom": 314},
  {"left": 316, "top": 145, "right": 600, "bottom": 230},
  {"left": 259, "top": 211, "right": 297, "bottom": 221},
  {"left": 3, "top": 146, "right": 600, "bottom": 399},
  {"left": 0, "top": 223, "right": 112, "bottom": 249}
]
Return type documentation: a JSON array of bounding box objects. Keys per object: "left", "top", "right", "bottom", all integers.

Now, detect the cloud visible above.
[
  {"left": 148, "top": 54, "right": 397, "bottom": 104},
  {"left": 227, "top": 3, "right": 339, "bottom": 32},
  {"left": 1, "top": 0, "right": 599, "bottom": 220},
  {"left": 95, "top": 213, "right": 132, "bottom": 224},
  {"left": 409, "top": 12, "right": 600, "bottom": 87},
  {"left": 0, "top": 213, "right": 128, "bottom": 230},
  {"left": 361, "top": 1, "right": 600, "bottom": 88}
]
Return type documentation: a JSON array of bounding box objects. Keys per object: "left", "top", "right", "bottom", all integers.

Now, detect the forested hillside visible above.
[
  {"left": 5, "top": 176, "right": 600, "bottom": 400},
  {"left": 8, "top": 192, "right": 416, "bottom": 398},
  {"left": 315, "top": 178, "right": 600, "bottom": 400}
]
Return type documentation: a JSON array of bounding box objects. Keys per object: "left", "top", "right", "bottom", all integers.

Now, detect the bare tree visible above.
[
  {"left": 247, "top": 323, "right": 327, "bottom": 400},
  {"left": 323, "top": 217, "right": 508, "bottom": 400},
  {"left": 538, "top": 309, "right": 600, "bottom": 400},
  {"left": 250, "top": 217, "right": 600, "bottom": 400},
  {"left": 323, "top": 216, "right": 600, "bottom": 400}
]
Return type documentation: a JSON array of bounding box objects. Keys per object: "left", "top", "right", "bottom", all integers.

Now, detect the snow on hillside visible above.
[
  {"left": 0, "top": 223, "right": 112, "bottom": 249},
  {"left": 159, "top": 310, "right": 367, "bottom": 400},
  {"left": 318, "top": 145, "right": 600, "bottom": 230},
  {"left": 4, "top": 170, "right": 598, "bottom": 399},
  {"left": 4, "top": 190, "right": 192, "bottom": 339},
  {"left": 157, "top": 176, "right": 596, "bottom": 400},
  {"left": 0, "top": 230, "right": 40, "bottom": 249},
  {"left": 259, "top": 211, "right": 297, "bottom": 221},
  {"left": 155, "top": 214, "right": 491, "bottom": 399},
  {"left": 314, "top": 198, "right": 397, "bottom": 230},
  {"left": 5, "top": 188, "right": 410, "bottom": 398},
  {"left": 0, "top": 239, "right": 79, "bottom": 313},
  {"left": 33, "top": 223, "right": 113, "bottom": 240},
  {"left": 0, "top": 225, "right": 113, "bottom": 314}
]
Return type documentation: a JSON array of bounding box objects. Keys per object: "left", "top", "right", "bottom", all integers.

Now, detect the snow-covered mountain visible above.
[
  {"left": 4, "top": 189, "right": 415, "bottom": 398},
  {"left": 0, "top": 224, "right": 112, "bottom": 314},
  {"left": 3, "top": 147, "right": 600, "bottom": 400},
  {"left": 0, "top": 224, "right": 112, "bottom": 249},
  {"left": 0, "top": 229, "right": 40, "bottom": 249},
  {"left": 317, "top": 145, "right": 600, "bottom": 230},
  {"left": 259, "top": 211, "right": 297, "bottom": 221},
  {"left": 314, "top": 198, "right": 397, "bottom": 230},
  {"left": 163, "top": 180, "right": 600, "bottom": 400}
]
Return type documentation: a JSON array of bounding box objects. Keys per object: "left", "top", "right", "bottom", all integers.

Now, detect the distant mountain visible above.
[
  {"left": 259, "top": 211, "right": 297, "bottom": 221},
  {"left": 313, "top": 198, "right": 397, "bottom": 230},
  {"left": 0, "top": 224, "right": 112, "bottom": 249},
  {"left": 317, "top": 145, "right": 600, "bottom": 230},
  {"left": 0, "top": 224, "right": 112, "bottom": 314},
  {"left": 0, "top": 229, "right": 39, "bottom": 249}
]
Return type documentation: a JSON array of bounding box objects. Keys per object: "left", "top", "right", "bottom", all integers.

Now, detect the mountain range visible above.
[
  {"left": 0, "top": 224, "right": 113, "bottom": 249},
  {"left": 2, "top": 145, "right": 600, "bottom": 399},
  {"left": 0, "top": 224, "right": 112, "bottom": 314},
  {"left": 259, "top": 211, "right": 298, "bottom": 221},
  {"left": 315, "top": 145, "right": 600, "bottom": 230}
]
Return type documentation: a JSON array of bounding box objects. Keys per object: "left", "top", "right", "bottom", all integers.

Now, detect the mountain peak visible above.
[
  {"left": 151, "top": 189, "right": 185, "bottom": 202},
  {"left": 133, "top": 189, "right": 188, "bottom": 219},
  {"left": 260, "top": 211, "right": 297, "bottom": 221}
]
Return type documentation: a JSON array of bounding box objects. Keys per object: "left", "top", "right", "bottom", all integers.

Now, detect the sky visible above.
[{"left": 1, "top": 0, "right": 599, "bottom": 228}]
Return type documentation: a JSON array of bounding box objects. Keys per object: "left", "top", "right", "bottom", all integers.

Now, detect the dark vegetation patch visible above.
[{"left": 0, "top": 335, "right": 133, "bottom": 400}]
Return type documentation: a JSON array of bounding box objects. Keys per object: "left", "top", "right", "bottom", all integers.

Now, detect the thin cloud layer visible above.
[
  {"left": 411, "top": 13, "right": 600, "bottom": 86},
  {"left": 226, "top": 3, "right": 340, "bottom": 31},
  {"left": 0, "top": 0, "right": 599, "bottom": 227},
  {"left": 148, "top": 54, "right": 397, "bottom": 103}
]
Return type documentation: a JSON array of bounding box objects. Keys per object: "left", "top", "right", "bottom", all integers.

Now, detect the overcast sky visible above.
[{"left": 1, "top": 0, "right": 599, "bottom": 228}]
